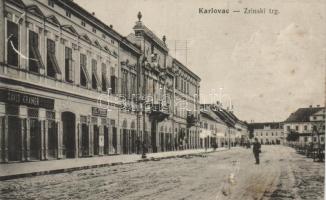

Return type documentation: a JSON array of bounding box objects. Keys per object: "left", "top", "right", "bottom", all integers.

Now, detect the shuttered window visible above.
[
  {"left": 7, "top": 20, "right": 19, "bottom": 67},
  {"left": 92, "top": 59, "right": 100, "bottom": 90},
  {"left": 110, "top": 67, "right": 117, "bottom": 94},
  {"left": 101, "top": 63, "right": 107, "bottom": 92},
  {"left": 29, "top": 30, "right": 44, "bottom": 73},
  {"left": 80, "top": 53, "right": 89, "bottom": 87},
  {"left": 46, "top": 39, "right": 61, "bottom": 78},
  {"left": 65, "top": 47, "right": 73, "bottom": 82}
]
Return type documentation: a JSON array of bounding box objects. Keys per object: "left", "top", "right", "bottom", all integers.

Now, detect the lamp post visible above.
[{"left": 228, "top": 128, "right": 231, "bottom": 149}]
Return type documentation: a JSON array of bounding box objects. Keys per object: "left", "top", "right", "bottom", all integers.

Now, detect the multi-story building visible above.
[
  {"left": 248, "top": 122, "right": 284, "bottom": 145},
  {"left": 173, "top": 58, "right": 201, "bottom": 150},
  {"left": 200, "top": 104, "right": 228, "bottom": 148},
  {"left": 0, "top": 0, "right": 202, "bottom": 163},
  {"left": 283, "top": 105, "right": 325, "bottom": 145},
  {"left": 200, "top": 103, "right": 248, "bottom": 148},
  {"left": 0, "top": 0, "right": 144, "bottom": 163},
  {"left": 127, "top": 13, "right": 201, "bottom": 152}
]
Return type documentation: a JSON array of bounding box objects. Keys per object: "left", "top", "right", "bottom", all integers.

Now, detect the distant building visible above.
[
  {"left": 248, "top": 122, "right": 284, "bottom": 145},
  {"left": 200, "top": 103, "right": 248, "bottom": 148},
  {"left": 199, "top": 104, "right": 228, "bottom": 148},
  {"left": 283, "top": 105, "right": 325, "bottom": 145}
]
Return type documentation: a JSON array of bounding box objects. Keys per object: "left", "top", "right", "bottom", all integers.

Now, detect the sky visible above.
[{"left": 75, "top": 0, "right": 325, "bottom": 122}]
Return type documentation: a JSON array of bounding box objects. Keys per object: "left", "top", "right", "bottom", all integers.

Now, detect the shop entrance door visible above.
[
  {"left": 81, "top": 123, "right": 89, "bottom": 156},
  {"left": 104, "top": 126, "right": 109, "bottom": 154},
  {"left": 30, "top": 119, "right": 40, "bottom": 160},
  {"left": 47, "top": 120, "right": 57, "bottom": 159},
  {"left": 93, "top": 125, "right": 99, "bottom": 155},
  {"left": 112, "top": 127, "right": 117, "bottom": 154},
  {"left": 62, "top": 112, "right": 76, "bottom": 158},
  {"left": 8, "top": 116, "right": 21, "bottom": 161},
  {"left": 151, "top": 122, "right": 157, "bottom": 153}
]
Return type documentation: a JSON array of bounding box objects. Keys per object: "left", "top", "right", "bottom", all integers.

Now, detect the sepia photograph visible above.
[{"left": 0, "top": 0, "right": 325, "bottom": 199}]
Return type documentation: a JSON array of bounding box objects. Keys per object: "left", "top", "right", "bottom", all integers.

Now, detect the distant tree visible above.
[{"left": 286, "top": 130, "right": 299, "bottom": 142}]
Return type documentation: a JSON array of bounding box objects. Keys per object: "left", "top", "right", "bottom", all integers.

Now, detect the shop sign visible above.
[
  {"left": 0, "top": 89, "right": 54, "bottom": 109},
  {"left": 92, "top": 107, "right": 107, "bottom": 117}
]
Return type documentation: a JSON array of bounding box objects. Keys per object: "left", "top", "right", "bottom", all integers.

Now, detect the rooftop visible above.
[{"left": 284, "top": 107, "right": 325, "bottom": 123}]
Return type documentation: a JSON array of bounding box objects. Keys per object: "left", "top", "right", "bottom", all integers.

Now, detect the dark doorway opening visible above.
[
  {"left": 8, "top": 116, "right": 21, "bottom": 161},
  {"left": 151, "top": 122, "right": 157, "bottom": 153},
  {"left": 62, "top": 112, "right": 76, "bottom": 158},
  {"left": 81, "top": 123, "right": 89, "bottom": 156},
  {"left": 104, "top": 126, "right": 109, "bottom": 154},
  {"left": 30, "top": 119, "right": 40, "bottom": 160},
  {"left": 47, "top": 120, "right": 57, "bottom": 159},
  {"left": 93, "top": 125, "right": 99, "bottom": 155},
  {"left": 122, "top": 129, "right": 128, "bottom": 154},
  {"left": 112, "top": 127, "right": 117, "bottom": 154},
  {"left": 130, "top": 130, "right": 136, "bottom": 154}
]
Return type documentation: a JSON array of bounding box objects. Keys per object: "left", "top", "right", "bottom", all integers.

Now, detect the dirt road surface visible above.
[{"left": 0, "top": 146, "right": 324, "bottom": 200}]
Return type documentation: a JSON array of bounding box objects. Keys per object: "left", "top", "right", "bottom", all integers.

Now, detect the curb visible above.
[{"left": 0, "top": 149, "right": 228, "bottom": 181}]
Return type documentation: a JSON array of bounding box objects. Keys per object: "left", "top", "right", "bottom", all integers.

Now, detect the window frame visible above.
[
  {"left": 6, "top": 19, "right": 19, "bottom": 67},
  {"left": 65, "top": 46, "right": 73, "bottom": 83},
  {"left": 28, "top": 30, "right": 44, "bottom": 73},
  {"left": 80, "top": 53, "right": 90, "bottom": 87},
  {"left": 46, "top": 38, "right": 61, "bottom": 78}
]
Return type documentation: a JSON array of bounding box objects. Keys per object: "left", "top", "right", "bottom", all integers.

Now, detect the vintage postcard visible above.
[{"left": 0, "top": 0, "right": 325, "bottom": 199}]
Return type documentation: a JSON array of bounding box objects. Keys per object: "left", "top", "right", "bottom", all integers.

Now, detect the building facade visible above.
[
  {"left": 0, "top": 0, "right": 203, "bottom": 163},
  {"left": 283, "top": 106, "right": 325, "bottom": 145},
  {"left": 249, "top": 122, "right": 284, "bottom": 145},
  {"left": 200, "top": 103, "right": 248, "bottom": 148},
  {"left": 0, "top": 0, "right": 145, "bottom": 162}
]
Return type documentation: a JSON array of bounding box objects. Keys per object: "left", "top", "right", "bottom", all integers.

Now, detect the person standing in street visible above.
[{"left": 253, "top": 138, "right": 261, "bottom": 164}]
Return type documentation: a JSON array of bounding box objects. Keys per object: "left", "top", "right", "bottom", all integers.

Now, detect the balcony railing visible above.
[
  {"left": 187, "top": 112, "right": 198, "bottom": 127},
  {"left": 148, "top": 103, "right": 170, "bottom": 122}
]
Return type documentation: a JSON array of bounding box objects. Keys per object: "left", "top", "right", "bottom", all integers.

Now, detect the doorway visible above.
[
  {"left": 104, "top": 126, "right": 109, "bottom": 154},
  {"left": 151, "top": 121, "right": 157, "bottom": 153},
  {"left": 62, "top": 112, "right": 76, "bottom": 158},
  {"left": 81, "top": 123, "right": 89, "bottom": 156},
  {"left": 47, "top": 120, "right": 57, "bottom": 159},
  {"left": 7, "top": 116, "right": 21, "bottom": 161},
  {"left": 93, "top": 125, "right": 99, "bottom": 155}
]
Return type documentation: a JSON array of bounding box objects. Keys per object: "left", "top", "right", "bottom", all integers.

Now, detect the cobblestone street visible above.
[{"left": 0, "top": 146, "right": 324, "bottom": 200}]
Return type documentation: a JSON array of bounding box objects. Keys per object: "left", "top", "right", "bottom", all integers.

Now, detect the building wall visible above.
[
  {"left": 253, "top": 128, "right": 285, "bottom": 144},
  {"left": 0, "top": 0, "right": 203, "bottom": 163},
  {"left": 0, "top": 0, "right": 139, "bottom": 162}
]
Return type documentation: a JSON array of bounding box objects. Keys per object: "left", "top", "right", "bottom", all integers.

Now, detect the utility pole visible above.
[{"left": 229, "top": 128, "right": 231, "bottom": 149}]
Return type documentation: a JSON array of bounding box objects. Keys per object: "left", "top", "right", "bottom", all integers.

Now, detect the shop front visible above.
[{"left": 0, "top": 89, "right": 55, "bottom": 163}]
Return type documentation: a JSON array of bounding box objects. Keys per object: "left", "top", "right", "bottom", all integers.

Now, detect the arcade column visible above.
[
  {"left": 19, "top": 106, "right": 28, "bottom": 162},
  {"left": 39, "top": 108, "right": 46, "bottom": 160},
  {"left": 0, "top": 103, "right": 6, "bottom": 162},
  {"left": 56, "top": 111, "right": 63, "bottom": 159}
]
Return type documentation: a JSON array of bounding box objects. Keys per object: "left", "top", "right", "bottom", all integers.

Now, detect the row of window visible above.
[
  {"left": 255, "top": 132, "right": 283, "bottom": 137},
  {"left": 121, "top": 69, "right": 137, "bottom": 98},
  {"left": 175, "top": 76, "right": 198, "bottom": 96},
  {"left": 303, "top": 136, "right": 325, "bottom": 142},
  {"left": 48, "top": 0, "right": 115, "bottom": 44},
  {"left": 7, "top": 20, "right": 118, "bottom": 94},
  {"left": 286, "top": 124, "right": 325, "bottom": 132}
]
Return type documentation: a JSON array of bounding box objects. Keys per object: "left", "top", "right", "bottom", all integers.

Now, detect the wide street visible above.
[{"left": 0, "top": 146, "right": 324, "bottom": 200}]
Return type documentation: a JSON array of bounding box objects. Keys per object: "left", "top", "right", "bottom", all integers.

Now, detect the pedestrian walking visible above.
[{"left": 253, "top": 138, "right": 261, "bottom": 164}]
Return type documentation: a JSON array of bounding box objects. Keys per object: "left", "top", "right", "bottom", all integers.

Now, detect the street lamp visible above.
[{"left": 228, "top": 128, "right": 231, "bottom": 149}]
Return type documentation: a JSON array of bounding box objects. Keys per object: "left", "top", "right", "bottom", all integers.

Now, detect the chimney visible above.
[
  {"left": 162, "top": 35, "right": 166, "bottom": 44},
  {"left": 309, "top": 105, "right": 312, "bottom": 108},
  {"left": 109, "top": 25, "right": 113, "bottom": 29},
  {"left": 92, "top": 12, "right": 95, "bottom": 16}
]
